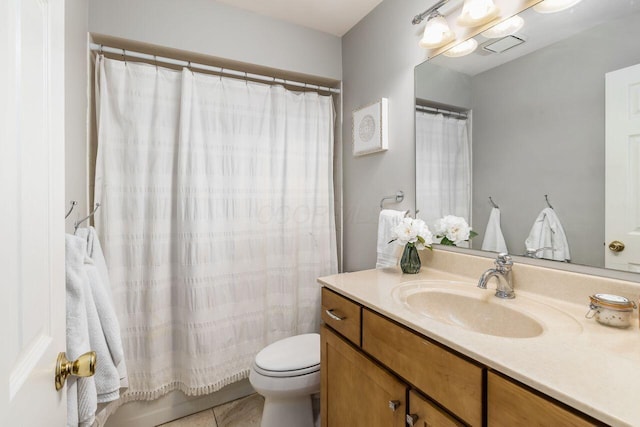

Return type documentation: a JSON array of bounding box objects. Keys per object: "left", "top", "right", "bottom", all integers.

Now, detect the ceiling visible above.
[{"left": 214, "top": 0, "right": 384, "bottom": 36}]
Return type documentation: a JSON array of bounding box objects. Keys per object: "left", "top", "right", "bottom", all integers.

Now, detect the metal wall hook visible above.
[
  {"left": 65, "top": 201, "right": 78, "bottom": 219},
  {"left": 489, "top": 196, "right": 499, "bottom": 209},
  {"left": 74, "top": 203, "right": 101, "bottom": 233},
  {"left": 545, "top": 194, "right": 554, "bottom": 209},
  {"left": 380, "top": 191, "right": 404, "bottom": 209}
]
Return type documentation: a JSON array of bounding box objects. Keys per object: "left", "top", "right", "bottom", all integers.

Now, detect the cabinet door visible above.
[
  {"left": 362, "top": 309, "right": 483, "bottom": 426},
  {"left": 321, "top": 325, "right": 406, "bottom": 427},
  {"left": 408, "top": 390, "right": 465, "bottom": 427},
  {"left": 488, "top": 372, "right": 599, "bottom": 427}
]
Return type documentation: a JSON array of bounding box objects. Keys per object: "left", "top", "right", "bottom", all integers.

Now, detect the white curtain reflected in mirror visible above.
[{"left": 415, "top": 109, "right": 471, "bottom": 247}]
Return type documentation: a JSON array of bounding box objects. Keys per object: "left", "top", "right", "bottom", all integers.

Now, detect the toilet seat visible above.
[{"left": 254, "top": 333, "right": 320, "bottom": 378}]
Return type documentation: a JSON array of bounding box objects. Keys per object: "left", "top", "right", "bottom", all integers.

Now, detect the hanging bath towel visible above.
[
  {"left": 481, "top": 208, "right": 508, "bottom": 254},
  {"left": 376, "top": 209, "right": 407, "bottom": 268},
  {"left": 525, "top": 207, "right": 571, "bottom": 262},
  {"left": 76, "top": 227, "right": 128, "bottom": 402},
  {"left": 65, "top": 234, "right": 98, "bottom": 427}
]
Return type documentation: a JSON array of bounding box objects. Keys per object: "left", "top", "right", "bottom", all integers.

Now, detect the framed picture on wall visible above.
[{"left": 352, "top": 98, "right": 388, "bottom": 156}]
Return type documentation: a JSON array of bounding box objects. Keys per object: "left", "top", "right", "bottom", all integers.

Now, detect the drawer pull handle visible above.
[
  {"left": 388, "top": 400, "right": 401, "bottom": 411},
  {"left": 406, "top": 413, "right": 419, "bottom": 426},
  {"left": 325, "top": 309, "right": 346, "bottom": 321}
]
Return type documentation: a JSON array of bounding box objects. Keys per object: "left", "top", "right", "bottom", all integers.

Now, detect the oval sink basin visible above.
[
  {"left": 393, "top": 280, "right": 581, "bottom": 338},
  {"left": 404, "top": 290, "right": 543, "bottom": 338}
]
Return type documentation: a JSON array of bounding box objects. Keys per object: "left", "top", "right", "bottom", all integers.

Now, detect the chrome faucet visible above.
[{"left": 478, "top": 253, "right": 515, "bottom": 299}]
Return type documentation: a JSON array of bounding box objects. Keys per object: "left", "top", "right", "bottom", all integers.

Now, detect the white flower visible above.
[
  {"left": 391, "top": 218, "right": 433, "bottom": 249},
  {"left": 435, "top": 215, "right": 471, "bottom": 246}
]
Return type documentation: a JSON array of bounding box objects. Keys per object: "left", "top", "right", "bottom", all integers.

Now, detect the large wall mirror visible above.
[{"left": 415, "top": 0, "right": 640, "bottom": 273}]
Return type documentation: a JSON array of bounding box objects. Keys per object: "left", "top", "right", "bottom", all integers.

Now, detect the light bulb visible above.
[
  {"left": 533, "top": 0, "right": 583, "bottom": 14},
  {"left": 443, "top": 38, "right": 478, "bottom": 57},
  {"left": 419, "top": 15, "right": 456, "bottom": 49},
  {"left": 457, "top": 0, "right": 500, "bottom": 27},
  {"left": 481, "top": 15, "right": 524, "bottom": 38}
]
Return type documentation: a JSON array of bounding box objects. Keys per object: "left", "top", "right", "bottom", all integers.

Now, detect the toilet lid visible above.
[{"left": 255, "top": 333, "right": 320, "bottom": 374}]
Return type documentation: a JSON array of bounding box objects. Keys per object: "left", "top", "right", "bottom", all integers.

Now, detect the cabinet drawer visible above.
[
  {"left": 487, "top": 372, "right": 599, "bottom": 427},
  {"left": 408, "top": 390, "right": 464, "bottom": 427},
  {"left": 362, "top": 309, "right": 483, "bottom": 427},
  {"left": 321, "top": 288, "right": 361, "bottom": 346}
]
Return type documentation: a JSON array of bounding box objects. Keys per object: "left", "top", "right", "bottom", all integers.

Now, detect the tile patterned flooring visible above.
[{"left": 158, "top": 394, "right": 265, "bottom": 427}]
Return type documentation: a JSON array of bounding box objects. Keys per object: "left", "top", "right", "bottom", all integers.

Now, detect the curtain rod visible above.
[
  {"left": 416, "top": 104, "right": 468, "bottom": 118},
  {"left": 90, "top": 43, "right": 340, "bottom": 94}
]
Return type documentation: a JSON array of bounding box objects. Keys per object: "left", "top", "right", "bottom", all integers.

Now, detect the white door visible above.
[
  {"left": 605, "top": 63, "right": 640, "bottom": 272},
  {"left": 0, "top": 0, "right": 67, "bottom": 425}
]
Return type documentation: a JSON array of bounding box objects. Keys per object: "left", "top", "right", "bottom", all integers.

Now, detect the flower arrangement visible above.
[
  {"left": 390, "top": 217, "right": 433, "bottom": 274},
  {"left": 390, "top": 217, "right": 434, "bottom": 250},
  {"left": 434, "top": 215, "right": 477, "bottom": 246}
]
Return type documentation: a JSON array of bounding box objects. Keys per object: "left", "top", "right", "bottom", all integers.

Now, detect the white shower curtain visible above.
[
  {"left": 94, "top": 56, "right": 337, "bottom": 401},
  {"left": 415, "top": 111, "right": 471, "bottom": 230}
]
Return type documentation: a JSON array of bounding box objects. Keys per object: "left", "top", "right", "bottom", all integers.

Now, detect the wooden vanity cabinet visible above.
[
  {"left": 362, "top": 308, "right": 483, "bottom": 426},
  {"left": 320, "top": 287, "right": 602, "bottom": 427},
  {"left": 320, "top": 325, "right": 406, "bottom": 427},
  {"left": 487, "top": 372, "right": 599, "bottom": 427}
]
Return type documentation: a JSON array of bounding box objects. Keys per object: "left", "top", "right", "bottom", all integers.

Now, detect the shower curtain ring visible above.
[{"left": 122, "top": 49, "right": 127, "bottom": 66}]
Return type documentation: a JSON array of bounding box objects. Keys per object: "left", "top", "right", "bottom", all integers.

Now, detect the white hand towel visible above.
[
  {"left": 481, "top": 208, "right": 508, "bottom": 254},
  {"left": 76, "top": 227, "right": 128, "bottom": 402},
  {"left": 525, "top": 207, "right": 571, "bottom": 262},
  {"left": 65, "top": 234, "right": 97, "bottom": 427},
  {"left": 376, "top": 209, "right": 406, "bottom": 268}
]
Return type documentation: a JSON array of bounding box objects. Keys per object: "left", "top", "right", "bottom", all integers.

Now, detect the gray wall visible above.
[
  {"left": 88, "top": 0, "right": 342, "bottom": 80},
  {"left": 341, "top": 0, "right": 427, "bottom": 271},
  {"left": 64, "top": 0, "right": 89, "bottom": 232},
  {"left": 471, "top": 13, "right": 640, "bottom": 267},
  {"left": 415, "top": 62, "right": 471, "bottom": 108}
]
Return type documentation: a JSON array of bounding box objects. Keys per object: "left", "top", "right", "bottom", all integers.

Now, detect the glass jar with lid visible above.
[{"left": 586, "top": 294, "right": 637, "bottom": 328}]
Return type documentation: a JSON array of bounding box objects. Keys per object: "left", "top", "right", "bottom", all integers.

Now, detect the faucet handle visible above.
[{"left": 496, "top": 253, "right": 513, "bottom": 269}]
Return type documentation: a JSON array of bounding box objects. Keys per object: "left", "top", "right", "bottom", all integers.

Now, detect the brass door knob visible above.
[
  {"left": 608, "top": 240, "right": 625, "bottom": 253},
  {"left": 55, "top": 351, "right": 96, "bottom": 391}
]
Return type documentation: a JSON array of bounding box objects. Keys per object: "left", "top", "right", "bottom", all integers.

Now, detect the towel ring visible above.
[{"left": 380, "top": 191, "right": 404, "bottom": 209}]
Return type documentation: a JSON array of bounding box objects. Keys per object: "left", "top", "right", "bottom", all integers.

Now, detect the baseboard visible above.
[{"left": 104, "top": 379, "right": 255, "bottom": 427}]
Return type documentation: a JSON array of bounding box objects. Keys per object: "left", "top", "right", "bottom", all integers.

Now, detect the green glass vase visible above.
[{"left": 400, "top": 243, "right": 421, "bottom": 274}]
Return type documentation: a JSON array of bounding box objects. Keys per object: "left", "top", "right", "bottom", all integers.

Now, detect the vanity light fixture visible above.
[
  {"left": 443, "top": 38, "right": 478, "bottom": 57},
  {"left": 457, "top": 0, "right": 500, "bottom": 27},
  {"left": 481, "top": 15, "right": 524, "bottom": 38},
  {"left": 533, "top": 0, "right": 583, "bottom": 13},
  {"left": 419, "top": 12, "right": 456, "bottom": 49}
]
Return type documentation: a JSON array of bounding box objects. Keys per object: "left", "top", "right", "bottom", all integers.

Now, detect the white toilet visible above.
[{"left": 249, "top": 333, "right": 320, "bottom": 427}]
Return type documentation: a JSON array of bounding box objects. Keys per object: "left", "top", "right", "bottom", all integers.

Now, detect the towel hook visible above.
[
  {"left": 380, "top": 191, "right": 404, "bottom": 209},
  {"left": 489, "top": 196, "right": 499, "bottom": 209},
  {"left": 65, "top": 200, "right": 78, "bottom": 219},
  {"left": 74, "top": 203, "right": 101, "bottom": 233},
  {"left": 544, "top": 194, "right": 554, "bottom": 209}
]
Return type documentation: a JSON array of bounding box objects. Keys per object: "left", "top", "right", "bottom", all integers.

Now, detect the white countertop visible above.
[{"left": 319, "top": 261, "right": 640, "bottom": 427}]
